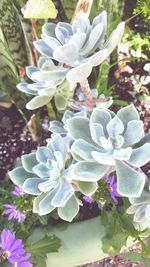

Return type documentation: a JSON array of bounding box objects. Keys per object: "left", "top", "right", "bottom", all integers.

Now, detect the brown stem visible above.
[{"left": 80, "top": 79, "right": 93, "bottom": 101}]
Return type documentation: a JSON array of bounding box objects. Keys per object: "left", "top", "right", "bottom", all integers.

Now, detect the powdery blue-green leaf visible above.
[
  {"left": 90, "top": 123, "right": 104, "bottom": 145},
  {"left": 55, "top": 94, "right": 67, "bottom": 110},
  {"left": 116, "top": 161, "right": 145, "bottom": 197},
  {"left": 67, "top": 117, "right": 92, "bottom": 142},
  {"left": 74, "top": 180, "right": 98, "bottom": 195},
  {"left": 66, "top": 63, "right": 92, "bottom": 84},
  {"left": 50, "top": 134, "right": 67, "bottom": 157},
  {"left": 58, "top": 195, "right": 80, "bottom": 222},
  {"left": 36, "top": 147, "right": 54, "bottom": 164},
  {"left": 31, "top": 69, "right": 67, "bottom": 82},
  {"left": 17, "top": 82, "right": 38, "bottom": 95},
  {"left": 32, "top": 163, "right": 50, "bottom": 178},
  {"left": 128, "top": 144, "right": 150, "bottom": 167},
  {"left": 92, "top": 151, "right": 115, "bottom": 165},
  {"left": 53, "top": 43, "right": 78, "bottom": 65},
  {"left": 33, "top": 40, "right": 53, "bottom": 57},
  {"left": 33, "top": 193, "right": 48, "bottom": 213},
  {"left": 124, "top": 120, "right": 144, "bottom": 145},
  {"left": 113, "top": 148, "right": 132, "bottom": 161},
  {"left": 72, "top": 161, "right": 108, "bottom": 181},
  {"left": 106, "top": 116, "right": 124, "bottom": 139},
  {"left": 23, "top": 178, "right": 45, "bottom": 195},
  {"left": 133, "top": 132, "right": 150, "bottom": 148},
  {"left": 21, "top": 152, "right": 38, "bottom": 173},
  {"left": 87, "top": 49, "right": 108, "bottom": 67},
  {"left": 51, "top": 178, "right": 74, "bottom": 207},
  {"left": 38, "top": 180, "right": 57, "bottom": 192},
  {"left": 26, "top": 96, "right": 51, "bottom": 110},
  {"left": 39, "top": 190, "right": 56, "bottom": 215},
  {"left": 117, "top": 104, "right": 139, "bottom": 128},
  {"left": 90, "top": 109, "right": 112, "bottom": 134},
  {"left": 8, "top": 167, "right": 32, "bottom": 187},
  {"left": 71, "top": 139, "right": 100, "bottom": 161},
  {"left": 103, "top": 22, "right": 125, "bottom": 56}
]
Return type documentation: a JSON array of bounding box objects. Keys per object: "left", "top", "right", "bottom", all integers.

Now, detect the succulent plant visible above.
[
  {"left": 17, "top": 57, "right": 73, "bottom": 110},
  {"left": 67, "top": 104, "right": 150, "bottom": 198},
  {"left": 8, "top": 134, "right": 103, "bottom": 221},
  {"left": 33, "top": 11, "right": 125, "bottom": 84},
  {"left": 127, "top": 185, "right": 150, "bottom": 230}
]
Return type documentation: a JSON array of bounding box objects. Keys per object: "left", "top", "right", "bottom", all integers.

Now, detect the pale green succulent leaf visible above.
[
  {"left": 26, "top": 96, "right": 51, "bottom": 110},
  {"left": 90, "top": 109, "right": 112, "bottom": 134},
  {"left": 92, "top": 151, "right": 115, "bottom": 165},
  {"left": 74, "top": 180, "right": 98, "bottom": 195},
  {"left": 39, "top": 190, "right": 56, "bottom": 215},
  {"left": 128, "top": 144, "right": 150, "bottom": 167},
  {"left": 33, "top": 193, "right": 48, "bottom": 213},
  {"left": 90, "top": 123, "right": 104, "bottom": 145},
  {"left": 113, "top": 147, "right": 132, "bottom": 161},
  {"left": 66, "top": 63, "right": 92, "bottom": 84},
  {"left": 133, "top": 205, "right": 146, "bottom": 222},
  {"left": 124, "top": 120, "right": 144, "bottom": 145},
  {"left": 58, "top": 195, "right": 80, "bottom": 222},
  {"left": 21, "top": 153, "right": 38, "bottom": 173},
  {"left": 32, "top": 163, "right": 50, "bottom": 178},
  {"left": 23, "top": 178, "right": 45, "bottom": 195},
  {"left": 8, "top": 167, "right": 32, "bottom": 187},
  {"left": 33, "top": 40, "right": 53, "bottom": 57},
  {"left": 51, "top": 178, "right": 74, "bottom": 207},
  {"left": 106, "top": 115, "right": 124, "bottom": 139},
  {"left": 55, "top": 94, "right": 67, "bottom": 110},
  {"left": 71, "top": 139, "right": 101, "bottom": 161},
  {"left": 53, "top": 43, "right": 78, "bottom": 65},
  {"left": 117, "top": 104, "right": 139, "bottom": 128},
  {"left": 72, "top": 162, "right": 108, "bottom": 181},
  {"left": 50, "top": 134, "right": 67, "bottom": 157},
  {"left": 36, "top": 147, "right": 54, "bottom": 164},
  {"left": 116, "top": 161, "right": 145, "bottom": 197},
  {"left": 87, "top": 49, "right": 108, "bottom": 67},
  {"left": 133, "top": 132, "right": 150, "bottom": 148},
  {"left": 67, "top": 117, "right": 92, "bottom": 142}
]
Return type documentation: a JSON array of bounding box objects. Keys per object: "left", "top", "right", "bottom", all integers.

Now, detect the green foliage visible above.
[
  {"left": 134, "top": 0, "right": 150, "bottom": 20},
  {"left": 26, "top": 234, "right": 61, "bottom": 267}
]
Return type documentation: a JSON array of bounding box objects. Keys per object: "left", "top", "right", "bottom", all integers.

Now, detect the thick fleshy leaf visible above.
[
  {"left": 117, "top": 104, "right": 139, "bottom": 128},
  {"left": 72, "top": 161, "right": 108, "bottom": 181},
  {"left": 38, "top": 87, "right": 56, "bottom": 97},
  {"left": 128, "top": 144, "right": 150, "bottom": 167},
  {"left": 23, "top": 178, "right": 45, "bottom": 195},
  {"left": 92, "top": 11, "right": 107, "bottom": 30},
  {"left": 32, "top": 163, "right": 50, "bottom": 178},
  {"left": 145, "top": 205, "right": 150, "bottom": 220},
  {"left": 69, "top": 32, "right": 86, "bottom": 50},
  {"left": 86, "top": 49, "right": 108, "bottom": 67},
  {"left": 106, "top": 116, "right": 124, "bottom": 139},
  {"left": 42, "top": 23, "right": 56, "bottom": 37},
  {"left": 90, "top": 123, "right": 104, "bottom": 145},
  {"left": 33, "top": 40, "right": 53, "bottom": 57},
  {"left": 36, "top": 147, "right": 53, "bottom": 163},
  {"left": 58, "top": 195, "right": 80, "bottom": 222},
  {"left": 72, "top": 18, "right": 89, "bottom": 34},
  {"left": 90, "top": 109, "right": 112, "bottom": 135},
  {"left": 55, "top": 94, "right": 67, "bottom": 110},
  {"left": 31, "top": 68, "right": 67, "bottom": 82},
  {"left": 134, "top": 205, "right": 146, "bottom": 222},
  {"left": 39, "top": 190, "right": 56, "bottom": 215},
  {"left": 26, "top": 96, "right": 51, "bottom": 110},
  {"left": 74, "top": 180, "right": 98, "bottom": 195},
  {"left": 38, "top": 180, "right": 57, "bottom": 192},
  {"left": 116, "top": 160, "right": 146, "bottom": 197},
  {"left": 66, "top": 63, "right": 92, "bottom": 84},
  {"left": 53, "top": 43, "right": 78, "bottom": 65},
  {"left": 103, "top": 22, "right": 125, "bottom": 56},
  {"left": 113, "top": 148, "right": 132, "bottom": 160},
  {"left": 80, "top": 23, "right": 104, "bottom": 56},
  {"left": 99, "top": 137, "right": 113, "bottom": 151},
  {"left": 133, "top": 132, "right": 150, "bottom": 148},
  {"left": 17, "top": 83, "right": 38, "bottom": 95},
  {"left": 55, "top": 22, "right": 72, "bottom": 44},
  {"left": 92, "top": 151, "right": 115, "bottom": 165},
  {"left": 50, "top": 134, "right": 67, "bottom": 157},
  {"left": 21, "top": 152, "right": 38, "bottom": 173},
  {"left": 51, "top": 178, "right": 74, "bottom": 207},
  {"left": 71, "top": 139, "right": 101, "bottom": 160},
  {"left": 49, "top": 121, "right": 66, "bottom": 134},
  {"left": 67, "top": 117, "right": 92, "bottom": 142},
  {"left": 124, "top": 120, "right": 144, "bottom": 145},
  {"left": 42, "top": 35, "right": 61, "bottom": 50},
  {"left": 8, "top": 167, "right": 32, "bottom": 187},
  {"left": 26, "top": 66, "right": 39, "bottom": 80},
  {"left": 33, "top": 192, "right": 47, "bottom": 213}
]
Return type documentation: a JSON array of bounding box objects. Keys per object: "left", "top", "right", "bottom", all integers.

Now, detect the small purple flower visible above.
[
  {"left": 83, "top": 195, "right": 93, "bottom": 203},
  {"left": 107, "top": 176, "right": 121, "bottom": 204},
  {"left": 12, "top": 186, "right": 26, "bottom": 196},
  {"left": 4, "top": 204, "right": 26, "bottom": 223},
  {"left": 0, "top": 229, "right": 32, "bottom": 267}
]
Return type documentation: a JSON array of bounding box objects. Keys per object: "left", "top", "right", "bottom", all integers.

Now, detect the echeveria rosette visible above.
[
  {"left": 33, "top": 11, "right": 125, "bottom": 84},
  {"left": 127, "top": 186, "right": 150, "bottom": 230},
  {"left": 17, "top": 57, "right": 73, "bottom": 110},
  {"left": 8, "top": 134, "right": 98, "bottom": 222},
  {"left": 67, "top": 104, "right": 150, "bottom": 198}
]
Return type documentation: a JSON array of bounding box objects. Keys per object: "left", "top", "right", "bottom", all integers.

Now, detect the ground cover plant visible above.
[{"left": 0, "top": 0, "right": 150, "bottom": 266}]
